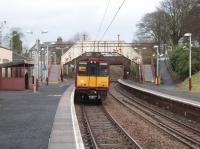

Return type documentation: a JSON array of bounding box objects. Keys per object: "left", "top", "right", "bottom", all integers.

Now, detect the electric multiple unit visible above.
[{"left": 75, "top": 53, "right": 109, "bottom": 102}]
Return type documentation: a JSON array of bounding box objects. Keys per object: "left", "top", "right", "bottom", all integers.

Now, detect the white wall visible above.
[{"left": 0, "top": 47, "right": 13, "bottom": 64}]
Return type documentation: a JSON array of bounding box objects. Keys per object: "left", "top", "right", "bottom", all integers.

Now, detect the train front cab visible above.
[{"left": 75, "top": 60, "right": 109, "bottom": 102}]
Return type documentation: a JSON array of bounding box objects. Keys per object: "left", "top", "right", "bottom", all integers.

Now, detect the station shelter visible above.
[{"left": 0, "top": 60, "right": 34, "bottom": 91}]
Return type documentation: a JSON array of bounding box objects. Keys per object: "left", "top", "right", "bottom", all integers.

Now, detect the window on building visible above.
[
  {"left": 7, "top": 68, "right": 11, "bottom": 77},
  {"left": 1, "top": 68, "right": 11, "bottom": 78},
  {"left": 2, "top": 68, "right": 5, "bottom": 78},
  {"left": 15, "top": 68, "right": 22, "bottom": 78}
]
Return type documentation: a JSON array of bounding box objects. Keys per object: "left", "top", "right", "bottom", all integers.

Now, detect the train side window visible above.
[
  {"left": 88, "top": 62, "right": 97, "bottom": 76},
  {"left": 78, "top": 62, "right": 87, "bottom": 76},
  {"left": 99, "top": 63, "right": 108, "bottom": 76}
]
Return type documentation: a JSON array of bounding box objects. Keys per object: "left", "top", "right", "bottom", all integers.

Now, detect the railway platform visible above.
[
  {"left": 0, "top": 81, "right": 74, "bottom": 149},
  {"left": 118, "top": 79, "right": 200, "bottom": 108},
  {"left": 48, "top": 84, "right": 84, "bottom": 149},
  {"left": 0, "top": 80, "right": 84, "bottom": 149}
]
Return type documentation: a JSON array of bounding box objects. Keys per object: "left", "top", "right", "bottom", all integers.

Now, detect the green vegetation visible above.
[
  {"left": 129, "top": 62, "right": 139, "bottom": 81},
  {"left": 178, "top": 71, "right": 200, "bottom": 92},
  {"left": 11, "top": 30, "right": 23, "bottom": 54},
  {"left": 169, "top": 46, "right": 200, "bottom": 80}
]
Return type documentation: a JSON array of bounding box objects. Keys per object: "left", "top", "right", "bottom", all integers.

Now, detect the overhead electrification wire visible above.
[
  {"left": 100, "top": 0, "right": 126, "bottom": 40},
  {"left": 95, "top": 0, "right": 111, "bottom": 39}
]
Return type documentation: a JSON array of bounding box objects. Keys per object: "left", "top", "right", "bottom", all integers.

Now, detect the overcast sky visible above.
[{"left": 0, "top": 0, "right": 162, "bottom": 47}]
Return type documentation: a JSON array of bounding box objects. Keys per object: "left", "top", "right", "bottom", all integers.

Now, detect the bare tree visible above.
[
  {"left": 136, "top": 0, "right": 198, "bottom": 46},
  {"left": 136, "top": 9, "right": 170, "bottom": 45},
  {"left": 161, "top": 0, "right": 196, "bottom": 45},
  {"left": 183, "top": 1, "right": 200, "bottom": 42}
]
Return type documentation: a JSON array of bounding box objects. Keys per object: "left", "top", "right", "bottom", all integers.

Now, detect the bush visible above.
[
  {"left": 169, "top": 46, "right": 200, "bottom": 80},
  {"left": 129, "top": 63, "right": 139, "bottom": 81}
]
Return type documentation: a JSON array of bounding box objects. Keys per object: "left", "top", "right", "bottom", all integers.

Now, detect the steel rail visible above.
[
  {"left": 101, "top": 105, "right": 142, "bottom": 149},
  {"left": 115, "top": 84, "right": 200, "bottom": 135},
  {"left": 109, "top": 84, "right": 200, "bottom": 148},
  {"left": 82, "top": 104, "right": 142, "bottom": 149},
  {"left": 81, "top": 105, "right": 99, "bottom": 149}
]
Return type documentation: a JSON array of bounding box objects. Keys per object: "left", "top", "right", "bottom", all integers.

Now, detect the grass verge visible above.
[{"left": 178, "top": 71, "right": 200, "bottom": 92}]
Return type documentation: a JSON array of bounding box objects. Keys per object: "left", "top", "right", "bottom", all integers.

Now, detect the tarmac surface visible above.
[{"left": 0, "top": 80, "right": 73, "bottom": 149}]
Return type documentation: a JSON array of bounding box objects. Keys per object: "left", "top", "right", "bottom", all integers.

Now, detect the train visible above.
[{"left": 75, "top": 52, "right": 110, "bottom": 102}]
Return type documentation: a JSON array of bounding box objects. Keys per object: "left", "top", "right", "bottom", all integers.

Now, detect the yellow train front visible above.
[{"left": 75, "top": 57, "right": 109, "bottom": 102}]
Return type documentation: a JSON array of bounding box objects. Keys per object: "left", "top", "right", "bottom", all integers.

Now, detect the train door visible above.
[{"left": 88, "top": 62, "right": 97, "bottom": 87}]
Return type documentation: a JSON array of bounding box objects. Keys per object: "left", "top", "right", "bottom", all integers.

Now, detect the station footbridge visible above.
[{"left": 61, "top": 41, "right": 143, "bottom": 65}]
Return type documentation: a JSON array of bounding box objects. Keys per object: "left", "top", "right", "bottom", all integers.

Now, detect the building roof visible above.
[
  {"left": 0, "top": 46, "right": 11, "bottom": 51},
  {"left": 0, "top": 60, "right": 33, "bottom": 68},
  {"left": 13, "top": 52, "right": 31, "bottom": 61}
]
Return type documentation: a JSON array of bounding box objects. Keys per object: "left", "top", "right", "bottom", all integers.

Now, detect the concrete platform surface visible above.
[
  {"left": 119, "top": 79, "right": 200, "bottom": 108},
  {"left": 48, "top": 84, "right": 84, "bottom": 149}
]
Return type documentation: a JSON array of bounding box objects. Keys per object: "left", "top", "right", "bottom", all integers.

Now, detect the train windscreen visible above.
[{"left": 99, "top": 63, "right": 108, "bottom": 76}]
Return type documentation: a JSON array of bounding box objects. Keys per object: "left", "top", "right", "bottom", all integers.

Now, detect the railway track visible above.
[
  {"left": 79, "top": 104, "right": 142, "bottom": 149},
  {"left": 109, "top": 83, "right": 200, "bottom": 149}
]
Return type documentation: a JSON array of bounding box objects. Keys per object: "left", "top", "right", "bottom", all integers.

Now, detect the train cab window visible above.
[
  {"left": 88, "top": 62, "right": 97, "bottom": 76},
  {"left": 78, "top": 62, "right": 87, "bottom": 76},
  {"left": 99, "top": 63, "right": 108, "bottom": 76}
]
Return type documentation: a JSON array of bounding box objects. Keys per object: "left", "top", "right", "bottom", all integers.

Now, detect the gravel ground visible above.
[
  {"left": 116, "top": 84, "right": 200, "bottom": 132},
  {"left": 75, "top": 104, "right": 89, "bottom": 149},
  {"left": 103, "top": 94, "right": 189, "bottom": 149},
  {"left": 0, "top": 80, "right": 73, "bottom": 149}
]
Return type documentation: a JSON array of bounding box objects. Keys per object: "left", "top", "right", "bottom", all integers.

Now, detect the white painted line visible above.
[
  {"left": 48, "top": 94, "right": 62, "bottom": 97},
  {"left": 48, "top": 85, "right": 76, "bottom": 149},
  {"left": 118, "top": 79, "right": 200, "bottom": 109},
  {"left": 71, "top": 88, "right": 85, "bottom": 149}
]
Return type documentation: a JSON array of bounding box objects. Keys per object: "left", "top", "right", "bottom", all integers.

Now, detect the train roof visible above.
[
  {"left": 81, "top": 52, "right": 104, "bottom": 57},
  {"left": 79, "top": 57, "right": 106, "bottom": 62},
  {"left": 78, "top": 52, "right": 107, "bottom": 62}
]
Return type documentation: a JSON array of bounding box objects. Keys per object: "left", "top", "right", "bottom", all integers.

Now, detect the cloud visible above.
[{"left": 0, "top": 0, "right": 162, "bottom": 47}]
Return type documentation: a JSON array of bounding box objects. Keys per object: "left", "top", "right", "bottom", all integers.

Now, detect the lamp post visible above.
[
  {"left": 184, "top": 33, "right": 192, "bottom": 91},
  {"left": 46, "top": 44, "right": 49, "bottom": 85},
  {"left": 40, "top": 48, "right": 44, "bottom": 82},
  {"left": 154, "top": 45, "right": 159, "bottom": 85},
  {"left": 26, "top": 30, "right": 48, "bottom": 93},
  {"left": 36, "top": 39, "right": 40, "bottom": 91}
]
